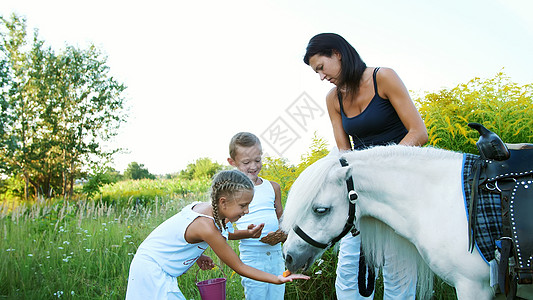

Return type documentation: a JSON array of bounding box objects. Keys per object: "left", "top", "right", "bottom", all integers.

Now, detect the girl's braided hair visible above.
[{"left": 211, "top": 170, "right": 254, "bottom": 231}]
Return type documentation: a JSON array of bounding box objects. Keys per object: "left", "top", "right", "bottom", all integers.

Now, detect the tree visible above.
[
  {"left": 0, "top": 14, "right": 127, "bottom": 200},
  {"left": 82, "top": 164, "right": 122, "bottom": 198},
  {"left": 261, "top": 133, "right": 328, "bottom": 202},
  {"left": 0, "top": 31, "right": 9, "bottom": 174},
  {"left": 179, "top": 157, "right": 224, "bottom": 180},
  {"left": 123, "top": 162, "right": 155, "bottom": 180}
]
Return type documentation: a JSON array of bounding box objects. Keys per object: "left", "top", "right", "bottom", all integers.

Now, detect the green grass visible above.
[
  {"left": 96, "top": 177, "right": 211, "bottom": 207},
  {"left": 1, "top": 195, "right": 195, "bottom": 299},
  {"left": 1, "top": 185, "right": 457, "bottom": 299}
]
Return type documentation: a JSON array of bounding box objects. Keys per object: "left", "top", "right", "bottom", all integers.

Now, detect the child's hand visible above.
[
  {"left": 246, "top": 223, "right": 264, "bottom": 238},
  {"left": 260, "top": 229, "right": 288, "bottom": 245},
  {"left": 277, "top": 272, "right": 310, "bottom": 283},
  {"left": 196, "top": 255, "right": 214, "bottom": 270}
]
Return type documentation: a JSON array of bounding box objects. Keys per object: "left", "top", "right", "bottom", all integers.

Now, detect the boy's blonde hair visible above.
[
  {"left": 229, "top": 132, "right": 262, "bottom": 160},
  {"left": 210, "top": 170, "right": 254, "bottom": 231}
]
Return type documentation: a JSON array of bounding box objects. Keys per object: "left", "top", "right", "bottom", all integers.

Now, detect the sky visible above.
[{"left": 2, "top": 0, "right": 533, "bottom": 175}]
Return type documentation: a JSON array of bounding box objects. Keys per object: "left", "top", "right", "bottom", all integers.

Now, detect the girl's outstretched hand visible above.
[
  {"left": 246, "top": 223, "right": 265, "bottom": 238},
  {"left": 277, "top": 273, "right": 310, "bottom": 283},
  {"left": 196, "top": 254, "right": 214, "bottom": 270}
]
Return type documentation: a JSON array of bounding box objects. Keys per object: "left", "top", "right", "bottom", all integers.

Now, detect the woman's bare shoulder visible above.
[
  {"left": 376, "top": 67, "right": 401, "bottom": 82},
  {"left": 326, "top": 86, "right": 338, "bottom": 98},
  {"left": 325, "top": 86, "right": 340, "bottom": 105}
]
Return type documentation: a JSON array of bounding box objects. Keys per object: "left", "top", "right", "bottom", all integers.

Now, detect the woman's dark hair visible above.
[{"left": 303, "top": 33, "right": 367, "bottom": 95}]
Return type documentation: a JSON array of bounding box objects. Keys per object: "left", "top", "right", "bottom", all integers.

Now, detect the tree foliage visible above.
[
  {"left": 82, "top": 164, "right": 122, "bottom": 198},
  {"left": 0, "top": 14, "right": 127, "bottom": 200},
  {"left": 123, "top": 162, "right": 155, "bottom": 180},
  {"left": 179, "top": 157, "right": 224, "bottom": 180},
  {"left": 415, "top": 71, "right": 533, "bottom": 153},
  {"left": 261, "top": 133, "right": 330, "bottom": 203}
]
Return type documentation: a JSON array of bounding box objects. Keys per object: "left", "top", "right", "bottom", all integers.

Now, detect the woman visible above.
[{"left": 304, "top": 33, "right": 428, "bottom": 299}]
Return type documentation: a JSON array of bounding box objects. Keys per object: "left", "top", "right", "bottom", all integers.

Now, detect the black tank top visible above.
[{"left": 338, "top": 67, "right": 407, "bottom": 150}]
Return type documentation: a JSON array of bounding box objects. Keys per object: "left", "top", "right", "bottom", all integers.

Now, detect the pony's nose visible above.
[{"left": 285, "top": 254, "right": 293, "bottom": 265}]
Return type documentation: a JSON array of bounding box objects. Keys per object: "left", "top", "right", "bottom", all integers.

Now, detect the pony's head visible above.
[{"left": 281, "top": 151, "right": 353, "bottom": 272}]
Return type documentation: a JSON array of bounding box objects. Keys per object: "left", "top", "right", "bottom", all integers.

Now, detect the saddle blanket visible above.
[{"left": 462, "top": 153, "right": 502, "bottom": 263}]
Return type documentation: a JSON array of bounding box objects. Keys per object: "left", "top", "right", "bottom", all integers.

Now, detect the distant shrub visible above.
[
  {"left": 179, "top": 157, "right": 225, "bottom": 180},
  {"left": 261, "top": 133, "right": 329, "bottom": 204},
  {"left": 123, "top": 162, "right": 156, "bottom": 180}
]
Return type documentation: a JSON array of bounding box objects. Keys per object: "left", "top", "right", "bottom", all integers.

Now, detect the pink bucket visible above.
[{"left": 195, "top": 265, "right": 227, "bottom": 300}]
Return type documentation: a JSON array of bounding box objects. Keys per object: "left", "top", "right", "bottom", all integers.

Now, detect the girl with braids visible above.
[{"left": 126, "top": 170, "right": 309, "bottom": 299}]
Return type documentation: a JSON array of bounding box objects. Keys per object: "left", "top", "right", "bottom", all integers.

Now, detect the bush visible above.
[
  {"left": 123, "top": 162, "right": 156, "bottom": 180},
  {"left": 83, "top": 166, "right": 122, "bottom": 198},
  {"left": 179, "top": 157, "right": 225, "bottom": 180},
  {"left": 415, "top": 71, "right": 533, "bottom": 153},
  {"left": 261, "top": 133, "right": 329, "bottom": 204}
]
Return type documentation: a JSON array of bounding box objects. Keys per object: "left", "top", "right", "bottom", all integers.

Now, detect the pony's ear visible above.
[{"left": 331, "top": 165, "right": 352, "bottom": 183}]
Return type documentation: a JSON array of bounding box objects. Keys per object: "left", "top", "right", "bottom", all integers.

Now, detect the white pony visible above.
[{"left": 281, "top": 145, "right": 531, "bottom": 299}]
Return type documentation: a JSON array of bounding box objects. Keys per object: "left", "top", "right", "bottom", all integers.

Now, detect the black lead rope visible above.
[{"left": 358, "top": 243, "right": 376, "bottom": 296}]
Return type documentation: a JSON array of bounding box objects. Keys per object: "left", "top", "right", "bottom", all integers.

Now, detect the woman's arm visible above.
[
  {"left": 326, "top": 88, "right": 352, "bottom": 150},
  {"left": 377, "top": 68, "right": 428, "bottom": 146}
]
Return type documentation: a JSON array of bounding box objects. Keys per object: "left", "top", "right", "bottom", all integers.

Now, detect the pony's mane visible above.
[{"left": 280, "top": 150, "right": 343, "bottom": 232}]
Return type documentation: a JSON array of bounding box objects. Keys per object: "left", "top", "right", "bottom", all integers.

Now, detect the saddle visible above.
[{"left": 468, "top": 123, "right": 533, "bottom": 299}]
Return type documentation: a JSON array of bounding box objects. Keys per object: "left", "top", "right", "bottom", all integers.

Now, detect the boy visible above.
[{"left": 227, "top": 132, "right": 287, "bottom": 300}]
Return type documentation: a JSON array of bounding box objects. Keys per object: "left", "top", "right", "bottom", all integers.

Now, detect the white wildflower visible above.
[
  {"left": 317, "top": 259, "right": 324, "bottom": 266},
  {"left": 53, "top": 290, "right": 64, "bottom": 298}
]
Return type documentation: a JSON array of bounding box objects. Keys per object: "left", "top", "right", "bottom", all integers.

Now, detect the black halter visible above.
[{"left": 293, "top": 157, "right": 358, "bottom": 250}]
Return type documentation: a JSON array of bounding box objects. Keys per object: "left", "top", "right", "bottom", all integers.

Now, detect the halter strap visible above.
[
  {"left": 293, "top": 225, "right": 330, "bottom": 249},
  {"left": 340, "top": 157, "right": 358, "bottom": 203},
  {"left": 293, "top": 157, "right": 358, "bottom": 249}
]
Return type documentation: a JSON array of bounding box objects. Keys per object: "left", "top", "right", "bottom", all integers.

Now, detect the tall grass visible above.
[
  {"left": 96, "top": 177, "right": 211, "bottom": 207},
  {"left": 1, "top": 138, "right": 460, "bottom": 299},
  {"left": 1, "top": 182, "right": 460, "bottom": 299},
  {"left": 0, "top": 194, "right": 201, "bottom": 299}
]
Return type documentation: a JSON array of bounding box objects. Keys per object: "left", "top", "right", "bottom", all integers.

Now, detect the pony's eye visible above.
[{"left": 314, "top": 207, "right": 329, "bottom": 214}]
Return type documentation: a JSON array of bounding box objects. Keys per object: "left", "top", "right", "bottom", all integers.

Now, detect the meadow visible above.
[
  {"left": 0, "top": 175, "right": 460, "bottom": 300},
  {"left": 0, "top": 135, "right": 463, "bottom": 299}
]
